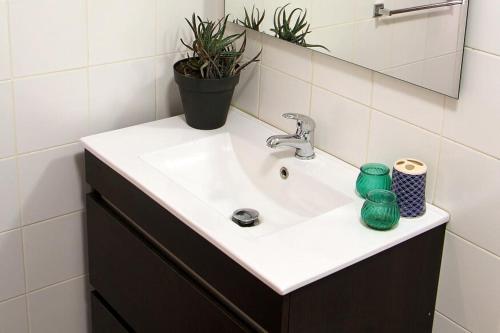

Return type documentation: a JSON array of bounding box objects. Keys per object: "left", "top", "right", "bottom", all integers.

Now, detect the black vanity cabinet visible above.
[{"left": 85, "top": 151, "right": 446, "bottom": 333}]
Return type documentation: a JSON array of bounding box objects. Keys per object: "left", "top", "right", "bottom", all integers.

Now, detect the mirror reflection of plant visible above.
[
  {"left": 271, "top": 4, "right": 328, "bottom": 51},
  {"left": 180, "top": 14, "right": 262, "bottom": 79},
  {"left": 235, "top": 5, "right": 265, "bottom": 32}
]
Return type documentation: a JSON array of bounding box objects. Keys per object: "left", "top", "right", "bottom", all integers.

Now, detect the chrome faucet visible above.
[{"left": 266, "top": 113, "right": 316, "bottom": 160}]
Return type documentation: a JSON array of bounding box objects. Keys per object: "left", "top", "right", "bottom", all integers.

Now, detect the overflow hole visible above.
[{"left": 280, "top": 167, "right": 289, "bottom": 180}]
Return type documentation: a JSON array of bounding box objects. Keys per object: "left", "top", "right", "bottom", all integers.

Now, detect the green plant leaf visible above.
[{"left": 271, "top": 4, "right": 329, "bottom": 51}]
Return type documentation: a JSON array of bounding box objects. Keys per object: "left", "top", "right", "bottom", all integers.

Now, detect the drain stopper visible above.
[{"left": 232, "top": 209, "right": 259, "bottom": 227}]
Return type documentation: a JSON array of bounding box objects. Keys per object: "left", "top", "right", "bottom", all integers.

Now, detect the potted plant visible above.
[
  {"left": 174, "top": 14, "right": 261, "bottom": 130},
  {"left": 235, "top": 5, "right": 265, "bottom": 32},
  {"left": 271, "top": 4, "right": 328, "bottom": 51}
]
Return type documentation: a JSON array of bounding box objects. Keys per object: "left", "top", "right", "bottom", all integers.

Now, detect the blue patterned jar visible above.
[{"left": 391, "top": 159, "right": 427, "bottom": 218}]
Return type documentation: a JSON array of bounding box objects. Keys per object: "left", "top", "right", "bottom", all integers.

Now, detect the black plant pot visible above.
[{"left": 174, "top": 59, "right": 240, "bottom": 130}]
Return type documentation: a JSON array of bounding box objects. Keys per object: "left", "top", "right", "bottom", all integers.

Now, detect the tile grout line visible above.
[
  {"left": 4, "top": 0, "right": 32, "bottom": 329},
  {"left": 23, "top": 209, "right": 84, "bottom": 230},
  {"left": 306, "top": 50, "right": 314, "bottom": 117},
  {"left": 0, "top": 273, "right": 88, "bottom": 311},
  {"left": 5, "top": 0, "right": 13, "bottom": 80},
  {"left": 440, "top": 135, "right": 500, "bottom": 162},
  {"left": 85, "top": 0, "right": 91, "bottom": 138},
  {"left": 154, "top": 0, "right": 159, "bottom": 119},
  {"left": 7, "top": 51, "right": 181, "bottom": 82},
  {"left": 464, "top": 45, "right": 500, "bottom": 59},
  {"left": 26, "top": 274, "right": 88, "bottom": 297},
  {"left": 14, "top": 141, "right": 82, "bottom": 159},
  {"left": 256, "top": 34, "right": 264, "bottom": 120},
  {"left": 364, "top": 70, "right": 375, "bottom": 164},
  {"left": 0, "top": 209, "right": 85, "bottom": 238},
  {"left": 444, "top": 229, "right": 500, "bottom": 260},
  {"left": 0, "top": 294, "right": 26, "bottom": 306},
  {"left": 435, "top": 310, "right": 472, "bottom": 333},
  {"left": 261, "top": 63, "right": 446, "bottom": 136},
  {"left": 431, "top": 97, "right": 448, "bottom": 205},
  {"left": 307, "top": 51, "right": 319, "bottom": 118},
  {"left": 256, "top": 58, "right": 262, "bottom": 119},
  {"left": 19, "top": 225, "right": 31, "bottom": 333}
]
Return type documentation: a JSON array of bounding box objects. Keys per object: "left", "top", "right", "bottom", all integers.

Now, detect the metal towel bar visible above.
[{"left": 374, "top": 1, "right": 463, "bottom": 17}]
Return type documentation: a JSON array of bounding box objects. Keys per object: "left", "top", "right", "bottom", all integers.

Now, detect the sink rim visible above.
[{"left": 81, "top": 107, "right": 450, "bottom": 295}]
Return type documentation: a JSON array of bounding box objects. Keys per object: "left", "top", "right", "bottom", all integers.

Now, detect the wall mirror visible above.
[{"left": 225, "top": 0, "right": 469, "bottom": 98}]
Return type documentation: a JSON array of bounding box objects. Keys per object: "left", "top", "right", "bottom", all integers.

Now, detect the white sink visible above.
[
  {"left": 141, "top": 130, "right": 352, "bottom": 238},
  {"left": 81, "top": 107, "right": 449, "bottom": 295}
]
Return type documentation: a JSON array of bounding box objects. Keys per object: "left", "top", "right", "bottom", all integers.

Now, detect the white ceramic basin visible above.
[
  {"left": 82, "top": 108, "right": 449, "bottom": 294},
  {"left": 142, "top": 130, "right": 352, "bottom": 238}
]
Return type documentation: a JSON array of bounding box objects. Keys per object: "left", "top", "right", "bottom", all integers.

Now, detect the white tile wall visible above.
[
  {"left": 312, "top": 52, "right": 372, "bottom": 106},
  {"left": 433, "top": 312, "right": 470, "bottom": 333},
  {"left": 0, "top": 296, "right": 29, "bottom": 333},
  {"left": 443, "top": 49, "right": 500, "bottom": 158},
  {"left": 0, "top": 1, "right": 224, "bottom": 331},
  {"left": 435, "top": 140, "right": 500, "bottom": 257},
  {"left": 0, "top": 158, "right": 20, "bottom": 233},
  {"left": 262, "top": 35, "right": 312, "bottom": 81},
  {"left": 88, "top": 0, "right": 156, "bottom": 65},
  {"left": 89, "top": 59, "right": 156, "bottom": 133},
  {"left": 156, "top": 53, "right": 183, "bottom": 119},
  {"left": 0, "top": 1, "right": 10, "bottom": 80},
  {"left": 232, "top": 2, "right": 500, "bottom": 331},
  {"left": 259, "top": 66, "right": 311, "bottom": 133},
  {"left": 14, "top": 70, "right": 88, "bottom": 153},
  {"left": 367, "top": 111, "right": 441, "bottom": 201},
  {"left": 466, "top": 0, "right": 500, "bottom": 56},
  {"left": 310, "top": 86, "right": 370, "bottom": 167},
  {"left": 232, "top": 61, "right": 260, "bottom": 117},
  {"left": 0, "top": 82, "right": 15, "bottom": 158},
  {"left": 156, "top": 0, "right": 222, "bottom": 54},
  {"left": 23, "top": 212, "right": 87, "bottom": 291},
  {"left": 437, "top": 233, "right": 500, "bottom": 333},
  {"left": 372, "top": 73, "right": 445, "bottom": 134},
  {"left": 0, "top": 230, "right": 25, "bottom": 301},
  {"left": 17, "top": 143, "right": 85, "bottom": 226},
  {"left": 9, "top": 0, "right": 87, "bottom": 77},
  {"left": 27, "top": 277, "right": 89, "bottom": 333}
]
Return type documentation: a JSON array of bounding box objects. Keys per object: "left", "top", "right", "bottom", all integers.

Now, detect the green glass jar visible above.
[
  {"left": 361, "top": 190, "right": 400, "bottom": 231},
  {"left": 356, "top": 163, "right": 391, "bottom": 198}
]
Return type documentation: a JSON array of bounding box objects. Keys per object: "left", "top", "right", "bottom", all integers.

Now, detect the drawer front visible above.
[
  {"left": 87, "top": 194, "right": 251, "bottom": 333},
  {"left": 91, "top": 292, "right": 131, "bottom": 333},
  {"left": 85, "top": 151, "right": 286, "bottom": 333}
]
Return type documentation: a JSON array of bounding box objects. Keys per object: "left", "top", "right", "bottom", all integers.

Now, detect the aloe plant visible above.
[
  {"left": 235, "top": 6, "right": 265, "bottom": 32},
  {"left": 271, "top": 4, "right": 328, "bottom": 51},
  {"left": 179, "top": 14, "right": 261, "bottom": 79}
]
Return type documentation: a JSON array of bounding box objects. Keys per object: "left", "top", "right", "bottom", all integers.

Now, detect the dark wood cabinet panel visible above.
[
  {"left": 288, "top": 225, "right": 445, "bottom": 333},
  {"left": 91, "top": 292, "right": 131, "bottom": 333},
  {"left": 85, "top": 151, "right": 286, "bottom": 333},
  {"left": 87, "top": 194, "right": 252, "bottom": 333}
]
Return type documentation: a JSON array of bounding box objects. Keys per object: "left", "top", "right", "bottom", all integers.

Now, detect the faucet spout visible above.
[
  {"left": 266, "top": 134, "right": 297, "bottom": 148},
  {"left": 266, "top": 113, "right": 316, "bottom": 160},
  {"left": 266, "top": 134, "right": 315, "bottom": 160}
]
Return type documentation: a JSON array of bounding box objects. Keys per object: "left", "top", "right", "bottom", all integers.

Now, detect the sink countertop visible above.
[{"left": 81, "top": 108, "right": 449, "bottom": 295}]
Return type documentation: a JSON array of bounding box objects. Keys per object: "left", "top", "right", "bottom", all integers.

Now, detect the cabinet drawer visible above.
[
  {"left": 87, "top": 193, "right": 251, "bottom": 333},
  {"left": 91, "top": 292, "right": 131, "bottom": 333}
]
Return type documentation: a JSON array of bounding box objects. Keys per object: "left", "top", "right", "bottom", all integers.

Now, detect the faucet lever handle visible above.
[{"left": 282, "top": 113, "right": 316, "bottom": 133}]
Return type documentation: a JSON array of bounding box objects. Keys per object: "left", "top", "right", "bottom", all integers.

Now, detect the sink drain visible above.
[
  {"left": 232, "top": 209, "right": 259, "bottom": 227},
  {"left": 280, "top": 167, "right": 289, "bottom": 180}
]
